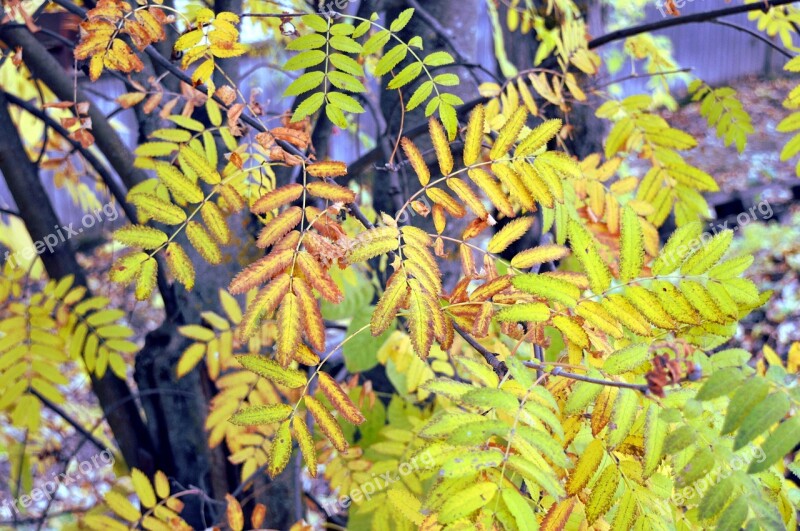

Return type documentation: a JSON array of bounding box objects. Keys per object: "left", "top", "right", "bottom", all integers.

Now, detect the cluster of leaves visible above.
[
  {"left": 74, "top": 0, "right": 169, "bottom": 81},
  {"left": 689, "top": 80, "right": 754, "bottom": 154},
  {"left": 283, "top": 9, "right": 461, "bottom": 137},
  {"left": 173, "top": 9, "right": 248, "bottom": 86},
  {"left": 0, "top": 270, "right": 135, "bottom": 430},
  {"left": 110, "top": 111, "right": 241, "bottom": 299},
  {"left": 85, "top": 468, "right": 192, "bottom": 530}
]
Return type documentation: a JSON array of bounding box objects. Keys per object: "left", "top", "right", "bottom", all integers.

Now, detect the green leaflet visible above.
[
  {"left": 699, "top": 477, "right": 734, "bottom": 520},
  {"left": 620, "top": 206, "right": 645, "bottom": 282},
  {"left": 696, "top": 367, "right": 744, "bottom": 401},
  {"left": 604, "top": 343, "right": 650, "bottom": 375},
  {"left": 722, "top": 378, "right": 770, "bottom": 435},
  {"left": 748, "top": 417, "right": 800, "bottom": 473},
  {"left": 511, "top": 273, "right": 580, "bottom": 308},
  {"left": 438, "top": 482, "right": 497, "bottom": 523},
  {"left": 733, "top": 392, "right": 790, "bottom": 450},
  {"left": 663, "top": 425, "right": 696, "bottom": 455},
  {"left": 441, "top": 449, "right": 504, "bottom": 477},
  {"left": 607, "top": 388, "right": 639, "bottom": 448},
  {"left": 568, "top": 219, "right": 612, "bottom": 294}
]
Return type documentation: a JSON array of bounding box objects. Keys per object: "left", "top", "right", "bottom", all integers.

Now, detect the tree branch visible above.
[
  {"left": 2, "top": 91, "right": 136, "bottom": 222},
  {"left": 710, "top": 19, "right": 794, "bottom": 59},
  {"left": 588, "top": 0, "right": 799, "bottom": 49},
  {"left": 29, "top": 388, "right": 108, "bottom": 452},
  {"left": 453, "top": 322, "right": 650, "bottom": 391}
]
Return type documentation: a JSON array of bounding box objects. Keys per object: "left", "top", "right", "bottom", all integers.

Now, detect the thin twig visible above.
[
  {"left": 30, "top": 388, "right": 108, "bottom": 452},
  {"left": 710, "top": 19, "right": 794, "bottom": 59}
]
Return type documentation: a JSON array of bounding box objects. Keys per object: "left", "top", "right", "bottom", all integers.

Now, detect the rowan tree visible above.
[{"left": 0, "top": 0, "right": 799, "bottom": 529}]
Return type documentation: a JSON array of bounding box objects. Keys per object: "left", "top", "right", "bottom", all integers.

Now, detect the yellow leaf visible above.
[
  {"left": 296, "top": 252, "right": 342, "bottom": 303},
  {"left": 155, "top": 161, "right": 204, "bottom": 204},
  {"left": 468, "top": 168, "right": 514, "bottom": 217},
  {"left": 318, "top": 372, "right": 365, "bottom": 425},
  {"left": 292, "top": 416, "right": 317, "bottom": 477},
  {"left": 387, "top": 485, "right": 424, "bottom": 525},
  {"left": 179, "top": 145, "right": 220, "bottom": 185},
  {"left": 239, "top": 274, "right": 291, "bottom": 341},
  {"left": 165, "top": 243, "right": 195, "bottom": 290},
  {"left": 110, "top": 252, "right": 148, "bottom": 285},
  {"left": 305, "top": 395, "right": 348, "bottom": 451},
  {"left": 426, "top": 188, "right": 466, "bottom": 218},
  {"left": 603, "top": 294, "right": 652, "bottom": 336},
  {"left": 585, "top": 464, "right": 620, "bottom": 524},
  {"left": 307, "top": 161, "right": 347, "bottom": 178},
  {"left": 131, "top": 468, "right": 156, "bottom": 509},
  {"left": 135, "top": 257, "right": 158, "bottom": 301},
  {"left": 487, "top": 217, "right": 535, "bottom": 254},
  {"left": 429, "top": 117, "right": 454, "bottom": 176},
  {"left": 176, "top": 343, "right": 205, "bottom": 378},
  {"left": 511, "top": 244, "right": 569, "bottom": 269},
  {"left": 490, "top": 107, "right": 527, "bottom": 160},
  {"left": 186, "top": 221, "right": 222, "bottom": 265},
  {"left": 114, "top": 225, "right": 168, "bottom": 250},
  {"left": 566, "top": 438, "right": 604, "bottom": 495},
  {"left": 371, "top": 271, "right": 407, "bottom": 335},
  {"left": 680, "top": 229, "right": 733, "bottom": 276},
  {"left": 493, "top": 162, "right": 536, "bottom": 211},
  {"left": 568, "top": 220, "right": 611, "bottom": 294},
  {"left": 154, "top": 471, "right": 170, "bottom": 499},
  {"left": 679, "top": 280, "right": 726, "bottom": 324},
  {"left": 105, "top": 490, "right": 141, "bottom": 522},
  {"left": 516, "top": 118, "right": 562, "bottom": 156},
  {"left": 225, "top": 494, "right": 244, "bottom": 531},
  {"left": 174, "top": 29, "right": 203, "bottom": 52},
  {"left": 513, "top": 160, "right": 554, "bottom": 208},
  {"left": 619, "top": 206, "right": 644, "bottom": 282},
  {"left": 267, "top": 421, "right": 292, "bottom": 478},
  {"left": 407, "top": 279, "right": 435, "bottom": 359},
  {"left": 464, "top": 104, "right": 485, "bottom": 166},
  {"left": 252, "top": 184, "right": 305, "bottom": 214},
  {"left": 401, "top": 137, "right": 430, "bottom": 186},
  {"left": 496, "top": 302, "right": 549, "bottom": 323},
  {"left": 625, "top": 286, "right": 677, "bottom": 329},
  {"left": 256, "top": 208, "right": 303, "bottom": 249},
  {"left": 293, "top": 278, "right": 325, "bottom": 352},
  {"left": 305, "top": 181, "right": 355, "bottom": 203},
  {"left": 229, "top": 403, "right": 292, "bottom": 426},
  {"left": 347, "top": 226, "right": 400, "bottom": 263},
  {"left": 236, "top": 354, "right": 306, "bottom": 388},
  {"left": 201, "top": 202, "right": 230, "bottom": 244},
  {"left": 447, "top": 178, "right": 488, "bottom": 219},
  {"left": 651, "top": 221, "right": 702, "bottom": 275},
  {"left": 541, "top": 498, "right": 576, "bottom": 531},
  {"left": 276, "top": 292, "right": 301, "bottom": 364},
  {"left": 229, "top": 248, "right": 294, "bottom": 294},
  {"left": 553, "top": 315, "right": 589, "bottom": 349}
]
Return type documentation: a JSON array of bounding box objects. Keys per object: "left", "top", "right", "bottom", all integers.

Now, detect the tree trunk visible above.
[{"left": 0, "top": 91, "right": 157, "bottom": 472}]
